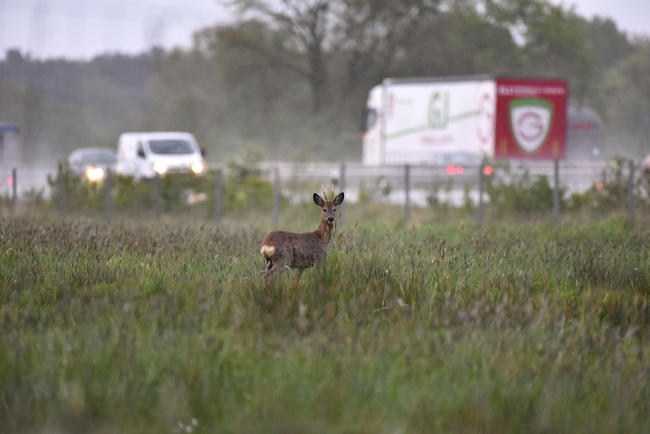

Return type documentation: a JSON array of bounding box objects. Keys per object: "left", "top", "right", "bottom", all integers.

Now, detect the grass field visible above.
[{"left": 1, "top": 209, "right": 649, "bottom": 433}]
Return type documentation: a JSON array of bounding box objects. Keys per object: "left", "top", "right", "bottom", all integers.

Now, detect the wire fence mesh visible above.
[{"left": 1, "top": 160, "right": 648, "bottom": 227}]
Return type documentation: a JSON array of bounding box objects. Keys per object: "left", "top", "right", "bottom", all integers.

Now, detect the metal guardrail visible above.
[
  {"left": 0, "top": 165, "right": 56, "bottom": 198},
  {"left": 1, "top": 160, "right": 646, "bottom": 227},
  {"left": 0, "top": 160, "right": 620, "bottom": 197}
]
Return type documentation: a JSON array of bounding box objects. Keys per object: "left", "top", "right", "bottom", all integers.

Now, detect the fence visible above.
[
  {"left": 1, "top": 160, "right": 648, "bottom": 227},
  {"left": 259, "top": 160, "right": 647, "bottom": 226}
]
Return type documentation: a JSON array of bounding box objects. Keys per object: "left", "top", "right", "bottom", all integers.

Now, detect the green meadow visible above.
[{"left": 1, "top": 210, "right": 649, "bottom": 433}]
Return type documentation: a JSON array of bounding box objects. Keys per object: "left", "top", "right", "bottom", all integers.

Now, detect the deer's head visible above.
[{"left": 313, "top": 187, "right": 344, "bottom": 227}]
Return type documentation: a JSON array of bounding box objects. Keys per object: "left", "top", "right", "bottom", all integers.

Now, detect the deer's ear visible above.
[
  {"left": 313, "top": 193, "right": 325, "bottom": 206},
  {"left": 333, "top": 192, "right": 344, "bottom": 206}
]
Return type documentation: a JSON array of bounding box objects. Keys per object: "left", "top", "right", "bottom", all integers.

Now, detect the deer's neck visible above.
[{"left": 316, "top": 220, "right": 335, "bottom": 244}]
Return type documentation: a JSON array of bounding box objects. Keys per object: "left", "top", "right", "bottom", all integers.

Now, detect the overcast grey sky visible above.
[
  {"left": 0, "top": 0, "right": 649, "bottom": 60},
  {"left": 0, "top": 0, "right": 232, "bottom": 59}
]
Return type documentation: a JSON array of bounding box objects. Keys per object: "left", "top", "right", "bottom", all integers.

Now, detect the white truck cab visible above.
[{"left": 116, "top": 132, "right": 206, "bottom": 179}]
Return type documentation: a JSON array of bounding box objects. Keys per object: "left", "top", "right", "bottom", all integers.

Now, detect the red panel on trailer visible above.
[{"left": 494, "top": 78, "right": 567, "bottom": 159}]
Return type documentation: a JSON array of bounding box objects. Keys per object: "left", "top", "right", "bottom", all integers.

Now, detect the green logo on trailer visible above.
[
  {"left": 428, "top": 91, "right": 449, "bottom": 128},
  {"left": 509, "top": 99, "right": 553, "bottom": 154}
]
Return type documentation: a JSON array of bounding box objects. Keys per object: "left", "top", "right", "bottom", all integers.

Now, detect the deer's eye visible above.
[
  {"left": 322, "top": 209, "right": 326, "bottom": 212},
  {"left": 333, "top": 208, "right": 336, "bottom": 212}
]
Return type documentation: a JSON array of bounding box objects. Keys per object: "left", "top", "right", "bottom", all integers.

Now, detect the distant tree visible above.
[
  {"left": 5, "top": 49, "right": 27, "bottom": 64},
  {"left": 483, "top": 0, "right": 595, "bottom": 104},
  {"left": 20, "top": 86, "right": 44, "bottom": 151},
  {"left": 578, "top": 16, "right": 633, "bottom": 118},
  {"left": 603, "top": 39, "right": 650, "bottom": 157},
  {"left": 582, "top": 16, "right": 632, "bottom": 71},
  {"left": 224, "top": 0, "right": 333, "bottom": 113},
  {"left": 207, "top": 20, "right": 306, "bottom": 113},
  {"left": 0, "top": 48, "right": 158, "bottom": 159},
  {"left": 145, "top": 49, "right": 218, "bottom": 146},
  {"left": 331, "top": 0, "right": 441, "bottom": 95},
  {"left": 391, "top": 3, "right": 521, "bottom": 77}
]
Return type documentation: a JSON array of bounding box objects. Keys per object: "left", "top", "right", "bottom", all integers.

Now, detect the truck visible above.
[
  {"left": 115, "top": 131, "right": 206, "bottom": 179},
  {"left": 361, "top": 76, "right": 568, "bottom": 165}
]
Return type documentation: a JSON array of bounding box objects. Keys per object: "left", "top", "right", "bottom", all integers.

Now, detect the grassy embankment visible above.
[{"left": 1, "top": 210, "right": 649, "bottom": 433}]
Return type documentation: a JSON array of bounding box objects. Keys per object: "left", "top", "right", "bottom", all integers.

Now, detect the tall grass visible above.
[{"left": 1, "top": 213, "right": 649, "bottom": 433}]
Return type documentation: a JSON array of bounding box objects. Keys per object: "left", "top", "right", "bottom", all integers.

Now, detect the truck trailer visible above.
[{"left": 361, "top": 76, "right": 568, "bottom": 165}]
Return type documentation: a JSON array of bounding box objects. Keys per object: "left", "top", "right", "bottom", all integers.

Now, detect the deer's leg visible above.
[
  {"left": 264, "top": 249, "right": 291, "bottom": 284},
  {"left": 264, "top": 264, "right": 279, "bottom": 285},
  {"left": 316, "top": 252, "right": 327, "bottom": 280},
  {"left": 292, "top": 268, "right": 304, "bottom": 285},
  {"left": 263, "top": 258, "right": 274, "bottom": 284}
]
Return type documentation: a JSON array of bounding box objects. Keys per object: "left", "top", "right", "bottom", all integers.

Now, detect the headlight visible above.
[
  {"left": 152, "top": 161, "right": 168, "bottom": 175},
  {"left": 191, "top": 160, "right": 205, "bottom": 175},
  {"left": 85, "top": 166, "right": 105, "bottom": 182}
]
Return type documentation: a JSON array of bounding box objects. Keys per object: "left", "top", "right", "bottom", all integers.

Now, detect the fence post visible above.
[
  {"left": 214, "top": 168, "right": 223, "bottom": 224},
  {"left": 627, "top": 159, "right": 636, "bottom": 227},
  {"left": 11, "top": 167, "right": 17, "bottom": 215},
  {"left": 339, "top": 162, "right": 346, "bottom": 224},
  {"left": 154, "top": 173, "right": 162, "bottom": 219},
  {"left": 105, "top": 168, "right": 112, "bottom": 222},
  {"left": 553, "top": 158, "right": 560, "bottom": 225},
  {"left": 272, "top": 167, "right": 280, "bottom": 225},
  {"left": 477, "top": 163, "right": 485, "bottom": 228},
  {"left": 404, "top": 164, "right": 411, "bottom": 226},
  {"left": 58, "top": 164, "right": 67, "bottom": 217}
]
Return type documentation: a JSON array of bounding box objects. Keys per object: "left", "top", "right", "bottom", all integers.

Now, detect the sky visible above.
[
  {"left": 0, "top": 0, "right": 233, "bottom": 59},
  {"left": 0, "top": 0, "right": 649, "bottom": 60}
]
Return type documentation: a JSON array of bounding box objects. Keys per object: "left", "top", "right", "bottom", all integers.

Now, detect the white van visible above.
[{"left": 116, "top": 132, "right": 206, "bottom": 179}]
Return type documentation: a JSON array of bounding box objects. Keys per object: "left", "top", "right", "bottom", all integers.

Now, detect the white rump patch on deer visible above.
[{"left": 260, "top": 245, "right": 275, "bottom": 258}]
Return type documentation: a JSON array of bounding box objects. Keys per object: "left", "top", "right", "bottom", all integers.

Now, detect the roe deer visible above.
[{"left": 261, "top": 187, "right": 344, "bottom": 283}]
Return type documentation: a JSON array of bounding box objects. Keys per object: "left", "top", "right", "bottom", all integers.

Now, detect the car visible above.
[
  {"left": 115, "top": 132, "right": 206, "bottom": 179},
  {"left": 67, "top": 147, "right": 117, "bottom": 182}
]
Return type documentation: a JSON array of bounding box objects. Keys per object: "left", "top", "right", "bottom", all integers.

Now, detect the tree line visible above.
[{"left": 1, "top": 0, "right": 649, "bottom": 163}]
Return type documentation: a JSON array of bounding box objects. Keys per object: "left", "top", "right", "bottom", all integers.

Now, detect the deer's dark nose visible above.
[{"left": 327, "top": 216, "right": 335, "bottom": 223}]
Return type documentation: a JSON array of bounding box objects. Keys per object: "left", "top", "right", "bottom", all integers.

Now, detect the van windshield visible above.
[
  {"left": 79, "top": 153, "right": 116, "bottom": 165},
  {"left": 148, "top": 139, "right": 195, "bottom": 155}
]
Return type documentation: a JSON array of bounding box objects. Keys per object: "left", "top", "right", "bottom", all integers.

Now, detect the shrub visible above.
[
  {"left": 486, "top": 169, "right": 562, "bottom": 215},
  {"left": 222, "top": 173, "right": 274, "bottom": 214},
  {"left": 47, "top": 162, "right": 107, "bottom": 212},
  {"left": 565, "top": 158, "right": 648, "bottom": 213},
  {"left": 46, "top": 163, "right": 276, "bottom": 217}
]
